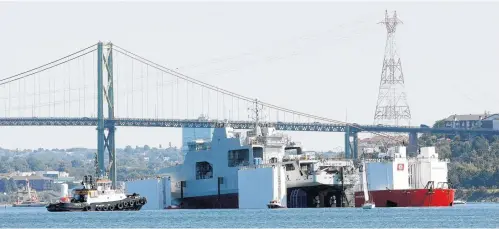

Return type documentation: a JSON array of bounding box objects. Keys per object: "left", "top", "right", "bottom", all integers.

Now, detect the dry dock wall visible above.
[
  {"left": 238, "top": 165, "right": 286, "bottom": 209},
  {"left": 125, "top": 176, "right": 172, "bottom": 210}
]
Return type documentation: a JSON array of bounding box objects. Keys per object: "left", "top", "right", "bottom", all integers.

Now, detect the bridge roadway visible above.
[{"left": 1, "top": 117, "right": 499, "bottom": 135}]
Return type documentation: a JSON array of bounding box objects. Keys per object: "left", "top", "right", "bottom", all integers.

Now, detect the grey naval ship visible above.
[{"left": 160, "top": 123, "right": 359, "bottom": 209}]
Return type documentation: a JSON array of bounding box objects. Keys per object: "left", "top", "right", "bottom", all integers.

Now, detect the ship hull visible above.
[
  {"left": 46, "top": 196, "right": 147, "bottom": 212},
  {"left": 172, "top": 185, "right": 350, "bottom": 209},
  {"left": 173, "top": 193, "right": 239, "bottom": 209},
  {"left": 354, "top": 189, "right": 455, "bottom": 207}
]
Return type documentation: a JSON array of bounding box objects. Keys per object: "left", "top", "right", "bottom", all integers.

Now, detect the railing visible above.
[
  {"left": 2, "top": 117, "right": 499, "bottom": 135},
  {"left": 238, "top": 163, "right": 285, "bottom": 170}
]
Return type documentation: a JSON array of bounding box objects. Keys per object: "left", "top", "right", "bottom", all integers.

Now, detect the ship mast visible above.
[{"left": 248, "top": 99, "right": 263, "bottom": 136}]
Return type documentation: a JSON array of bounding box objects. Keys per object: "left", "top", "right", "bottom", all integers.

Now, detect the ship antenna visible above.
[{"left": 248, "top": 99, "right": 264, "bottom": 135}]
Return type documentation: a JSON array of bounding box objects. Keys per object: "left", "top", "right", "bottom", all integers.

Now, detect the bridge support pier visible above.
[
  {"left": 352, "top": 132, "right": 358, "bottom": 159},
  {"left": 96, "top": 41, "right": 117, "bottom": 188},
  {"left": 344, "top": 126, "right": 351, "bottom": 159},
  {"left": 97, "top": 42, "right": 106, "bottom": 178},
  {"left": 344, "top": 127, "right": 358, "bottom": 159},
  {"left": 408, "top": 131, "right": 418, "bottom": 155}
]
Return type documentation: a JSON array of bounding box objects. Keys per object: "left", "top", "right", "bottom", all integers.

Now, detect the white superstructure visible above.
[
  {"left": 238, "top": 164, "right": 286, "bottom": 209},
  {"left": 126, "top": 177, "right": 172, "bottom": 210},
  {"left": 364, "top": 146, "right": 449, "bottom": 191},
  {"left": 365, "top": 146, "right": 409, "bottom": 190},
  {"left": 408, "top": 147, "right": 450, "bottom": 189},
  {"left": 60, "top": 183, "right": 68, "bottom": 198},
  {"left": 76, "top": 179, "right": 127, "bottom": 204},
  {"left": 158, "top": 123, "right": 360, "bottom": 208}
]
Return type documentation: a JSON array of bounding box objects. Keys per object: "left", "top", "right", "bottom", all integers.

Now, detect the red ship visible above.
[
  {"left": 354, "top": 181, "right": 455, "bottom": 207},
  {"left": 355, "top": 146, "right": 456, "bottom": 208}
]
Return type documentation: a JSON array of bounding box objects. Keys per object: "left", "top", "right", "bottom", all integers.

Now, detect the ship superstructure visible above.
[
  {"left": 160, "top": 123, "right": 359, "bottom": 209},
  {"left": 354, "top": 146, "right": 455, "bottom": 207}
]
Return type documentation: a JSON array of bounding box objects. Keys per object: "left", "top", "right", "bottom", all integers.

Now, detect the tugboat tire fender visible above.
[
  {"left": 108, "top": 205, "right": 114, "bottom": 211},
  {"left": 117, "top": 203, "right": 123, "bottom": 209},
  {"left": 96, "top": 206, "right": 101, "bottom": 211},
  {"left": 103, "top": 205, "right": 109, "bottom": 211},
  {"left": 130, "top": 200, "right": 135, "bottom": 206},
  {"left": 124, "top": 202, "right": 129, "bottom": 207},
  {"left": 84, "top": 206, "right": 91, "bottom": 211}
]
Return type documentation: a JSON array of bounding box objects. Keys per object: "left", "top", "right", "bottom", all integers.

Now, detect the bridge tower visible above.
[
  {"left": 373, "top": 10, "right": 411, "bottom": 126},
  {"left": 97, "top": 41, "right": 117, "bottom": 188}
]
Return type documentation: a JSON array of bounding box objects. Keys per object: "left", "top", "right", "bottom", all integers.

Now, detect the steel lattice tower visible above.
[{"left": 373, "top": 10, "right": 411, "bottom": 126}]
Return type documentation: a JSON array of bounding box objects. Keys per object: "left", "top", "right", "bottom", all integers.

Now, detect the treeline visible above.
[
  {"left": 0, "top": 178, "right": 18, "bottom": 193},
  {"left": 419, "top": 131, "right": 499, "bottom": 189},
  {"left": 0, "top": 145, "right": 183, "bottom": 181}
]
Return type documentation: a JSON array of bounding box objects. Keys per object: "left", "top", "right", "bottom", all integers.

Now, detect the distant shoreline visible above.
[{"left": 455, "top": 188, "right": 499, "bottom": 203}]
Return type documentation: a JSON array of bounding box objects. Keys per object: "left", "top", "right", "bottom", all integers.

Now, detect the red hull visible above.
[{"left": 354, "top": 189, "right": 455, "bottom": 207}]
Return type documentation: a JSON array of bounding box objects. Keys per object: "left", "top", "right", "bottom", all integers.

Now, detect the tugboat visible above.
[
  {"left": 12, "top": 179, "right": 48, "bottom": 207},
  {"left": 46, "top": 175, "right": 147, "bottom": 212}
]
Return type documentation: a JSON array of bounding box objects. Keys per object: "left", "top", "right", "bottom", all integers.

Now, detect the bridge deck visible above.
[{"left": 1, "top": 117, "right": 498, "bottom": 135}]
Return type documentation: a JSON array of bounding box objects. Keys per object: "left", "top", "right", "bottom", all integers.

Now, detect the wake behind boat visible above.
[{"left": 454, "top": 200, "right": 466, "bottom": 205}]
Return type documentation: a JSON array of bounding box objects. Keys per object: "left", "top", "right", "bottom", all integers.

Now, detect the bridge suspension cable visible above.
[
  {"left": 0, "top": 41, "right": 406, "bottom": 146},
  {"left": 0, "top": 43, "right": 97, "bottom": 84},
  {"left": 0, "top": 43, "right": 98, "bottom": 118},
  {"left": 113, "top": 44, "right": 406, "bottom": 144},
  {"left": 113, "top": 45, "right": 346, "bottom": 123}
]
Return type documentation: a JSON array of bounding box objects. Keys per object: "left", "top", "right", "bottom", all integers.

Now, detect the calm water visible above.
[{"left": 0, "top": 203, "right": 498, "bottom": 228}]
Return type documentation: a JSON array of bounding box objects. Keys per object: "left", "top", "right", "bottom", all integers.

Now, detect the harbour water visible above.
[{"left": 0, "top": 203, "right": 498, "bottom": 228}]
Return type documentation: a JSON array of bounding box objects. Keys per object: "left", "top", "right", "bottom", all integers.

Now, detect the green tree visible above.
[
  {"left": 0, "top": 162, "right": 12, "bottom": 173},
  {"left": 472, "top": 136, "right": 489, "bottom": 156},
  {"left": 71, "top": 159, "right": 83, "bottom": 168},
  {"left": 433, "top": 119, "right": 446, "bottom": 128},
  {"left": 8, "top": 178, "right": 17, "bottom": 193},
  {"left": 27, "top": 157, "right": 45, "bottom": 171},
  {"left": 13, "top": 158, "right": 29, "bottom": 172},
  {"left": 57, "top": 161, "right": 67, "bottom": 172},
  {"left": 1, "top": 178, "right": 9, "bottom": 192},
  {"left": 124, "top": 145, "right": 133, "bottom": 154},
  {"left": 436, "top": 139, "right": 451, "bottom": 159}
]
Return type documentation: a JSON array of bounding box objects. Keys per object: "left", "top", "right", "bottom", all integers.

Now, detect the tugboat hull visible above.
[{"left": 47, "top": 196, "right": 147, "bottom": 212}]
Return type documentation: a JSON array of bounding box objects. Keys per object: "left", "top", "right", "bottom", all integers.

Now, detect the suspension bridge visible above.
[{"left": 1, "top": 41, "right": 497, "bottom": 187}]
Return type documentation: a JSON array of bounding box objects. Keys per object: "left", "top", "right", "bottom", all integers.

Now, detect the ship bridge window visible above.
[
  {"left": 285, "top": 146, "right": 302, "bottom": 155},
  {"left": 188, "top": 141, "right": 211, "bottom": 151},
  {"left": 196, "top": 161, "right": 213, "bottom": 180},
  {"left": 228, "top": 149, "right": 249, "bottom": 167},
  {"left": 285, "top": 163, "right": 295, "bottom": 171},
  {"left": 253, "top": 147, "right": 263, "bottom": 159},
  {"left": 300, "top": 163, "right": 312, "bottom": 173},
  {"left": 72, "top": 192, "right": 87, "bottom": 203}
]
